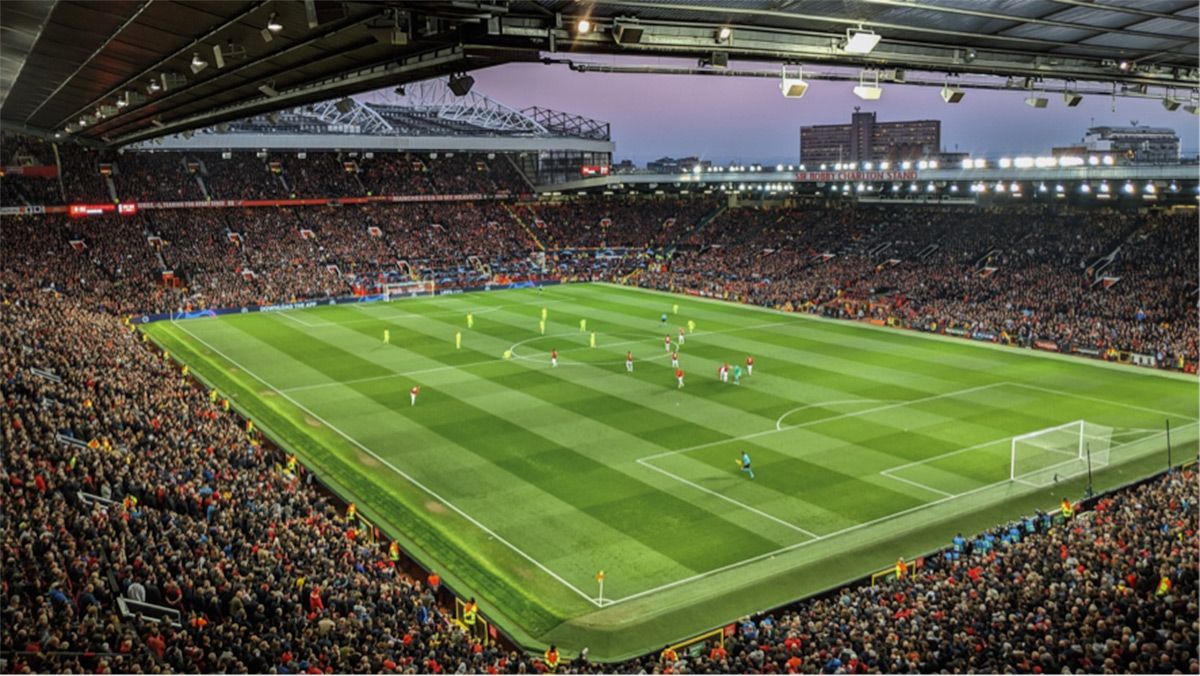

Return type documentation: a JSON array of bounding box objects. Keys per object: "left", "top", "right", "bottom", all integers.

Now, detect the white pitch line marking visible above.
[
  {"left": 635, "top": 458, "right": 820, "bottom": 538},
  {"left": 638, "top": 382, "right": 1009, "bottom": 464},
  {"left": 169, "top": 319, "right": 603, "bottom": 608},
  {"left": 1005, "top": 381, "right": 1198, "bottom": 420},
  {"left": 876, "top": 472, "right": 955, "bottom": 498},
  {"left": 774, "top": 400, "right": 896, "bottom": 431}
]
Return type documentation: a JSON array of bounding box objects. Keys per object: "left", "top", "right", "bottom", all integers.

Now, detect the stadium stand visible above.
[{"left": 1, "top": 141, "right": 1197, "bottom": 673}]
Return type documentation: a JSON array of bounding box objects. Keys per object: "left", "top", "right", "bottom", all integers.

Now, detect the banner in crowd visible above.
[
  {"left": 1, "top": 164, "right": 58, "bottom": 178},
  {"left": 2, "top": 193, "right": 507, "bottom": 218}
]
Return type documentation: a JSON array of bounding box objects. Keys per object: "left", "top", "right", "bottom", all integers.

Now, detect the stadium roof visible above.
[{"left": 2, "top": 0, "right": 1196, "bottom": 146}]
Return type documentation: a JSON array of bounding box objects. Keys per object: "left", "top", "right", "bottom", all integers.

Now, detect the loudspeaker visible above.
[{"left": 448, "top": 74, "right": 475, "bottom": 97}]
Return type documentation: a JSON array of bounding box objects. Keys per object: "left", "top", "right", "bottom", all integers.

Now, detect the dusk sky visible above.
[{"left": 470, "top": 58, "right": 1200, "bottom": 166}]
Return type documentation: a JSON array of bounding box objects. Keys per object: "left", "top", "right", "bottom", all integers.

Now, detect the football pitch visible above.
[{"left": 144, "top": 282, "right": 1198, "bottom": 659}]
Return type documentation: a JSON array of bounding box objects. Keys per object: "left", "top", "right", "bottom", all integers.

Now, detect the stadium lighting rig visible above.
[
  {"left": 262, "top": 12, "right": 283, "bottom": 42},
  {"left": 842, "top": 25, "right": 881, "bottom": 54},
  {"left": 190, "top": 52, "right": 208, "bottom": 75},
  {"left": 940, "top": 82, "right": 964, "bottom": 103},
  {"left": 853, "top": 70, "right": 882, "bottom": 100},
  {"left": 779, "top": 65, "right": 808, "bottom": 98}
]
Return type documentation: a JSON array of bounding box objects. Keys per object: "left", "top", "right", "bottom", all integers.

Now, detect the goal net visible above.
[
  {"left": 1010, "top": 420, "right": 1113, "bottom": 486},
  {"left": 383, "top": 280, "right": 435, "bottom": 300}
]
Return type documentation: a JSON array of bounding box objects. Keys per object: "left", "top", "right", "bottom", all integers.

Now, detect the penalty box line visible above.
[
  {"left": 630, "top": 384, "right": 1011, "bottom": 564},
  {"left": 168, "top": 320, "right": 606, "bottom": 608}
]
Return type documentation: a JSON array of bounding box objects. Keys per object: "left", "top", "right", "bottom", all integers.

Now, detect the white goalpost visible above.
[{"left": 1010, "top": 420, "right": 1113, "bottom": 486}]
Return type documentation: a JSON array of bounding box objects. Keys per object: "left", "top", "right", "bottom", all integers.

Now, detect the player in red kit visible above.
[
  {"left": 625, "top": 351, "right": 634, "bottom": 372},
  {"left": 671, "top": 351, "right": 679, "bottom": 368},
  {"left": 675, "top": 368, "right": 685, "bottom": 388},
  {"left": 664, "top": 335, "right": 672, "bottom": 352},
  {"left": 551, "top": 349, "right": 558, "bottom": 368},
  {"left": 678, "top": 327, "right": 686, "bottom": 345},
  {"left": 410, "top": 385, "right": 421, "bottom": 406},
  {"left": 746, "top": 355, "right": 754, "bottom": 376}
]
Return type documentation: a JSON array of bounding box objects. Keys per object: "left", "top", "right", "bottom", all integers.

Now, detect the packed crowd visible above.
[
  {"left": 640, "top": 204, "right": 1199, "bottom": 367},
  {"left": 2, "top": 158, "right": 1197, "bottom": 673},
  {"left": 517, "top": 197, "right": 718, "bottom": 249},
  {"left": 1, "top": 278, "right": 1193, "bottom": 673},
  {"left": 0, "top": 293, "right": 498, "bottom": 674},
  {"left": 580, "top": 468, "right": 1197, "bottom": 674},
  {"left": 0, "top": 132, "right": 63, "bottom": 206},
  {"left": 1, "top": 141, "right": 528, "bottom": 205}
]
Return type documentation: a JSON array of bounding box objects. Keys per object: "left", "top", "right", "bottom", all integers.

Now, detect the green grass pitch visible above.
[{"left": 144, "top": 282, "right": 1198, "bottom": 660}]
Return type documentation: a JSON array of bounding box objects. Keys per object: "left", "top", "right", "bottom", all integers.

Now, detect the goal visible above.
[
  {"left": 383, "top": 280, "right": 435, "bottom": 300},
  {"left": 1010, "top": 420, "right": 1113, "bottom": 486}
]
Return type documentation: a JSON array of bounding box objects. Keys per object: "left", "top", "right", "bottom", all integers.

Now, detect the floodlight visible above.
[
  {"left": 576, "top": 19, "right": 591, "bottom": 34},
  {"left": 267, "top": 12, "right": 283, "bottom": 33},
  {"left": 1024, "top": 96, "right": 1048, "bottom": 108},
  {"left": 613, "top": 21, "right": 644, "bottom": 45},
  {"left": 1162, "top": 96, "right": 1181, "bottom": 111},
  {"left": 147, "top": 79, "right": 161, "bottom": 94},
  {"left": 844, "top": 26, "right": 881, "bottom": 54},
  {"left": 1063, "top": 91, "right": 1083, "bottom": 107},
  {"left": 190, "top": 52, "right": 208, "bottom": 74},
  {"left": 779, "top": 66, "right": 808, "bottom": 98},
  {"left": 258, "top": 82, "right": 279, "bottom": 98},
  {"left": 716, "top": 27, "right": 732, "bottom": 41},
  {"left": 940, "top": 84, "right": 964, "bottom": 103},
  {"left": 853, "top": 71, "right": 881, "bottom": 100}
]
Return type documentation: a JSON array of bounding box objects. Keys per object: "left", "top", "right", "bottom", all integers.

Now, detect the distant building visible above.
[
  {"left": 1080, "top": 125, "right": 1179, "bottom": 164},
  {"left": 801, "top": 111, "right": 940, "bottom": 165},
  {"left": 612, "top": 159, "right": 637, "bottom": 173},
  {"left": 646, "top": 156, "right": 711, "bottom": 173}
]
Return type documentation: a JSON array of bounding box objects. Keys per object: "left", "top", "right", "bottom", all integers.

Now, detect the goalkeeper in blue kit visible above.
[{"left": 738, "top": 451, "right": 755, "bottom": 479}]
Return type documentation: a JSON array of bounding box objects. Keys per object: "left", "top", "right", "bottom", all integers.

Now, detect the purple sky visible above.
[{"left": 471, "top": 59, "right": 1199, "bottom": 166}]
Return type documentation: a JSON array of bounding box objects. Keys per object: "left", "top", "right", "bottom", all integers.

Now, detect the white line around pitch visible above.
[
  {"left": 169, "top": 320, "right": 603, "bottom": 608},
  {"left": 635, "top": 458, "right": 820, "bottom": 538},
  {"left": 638, "top": 382, "right": 1009, "bottom": 464},
  {"left": 876, "top": 471, "right": 955, "bottom": 498}
]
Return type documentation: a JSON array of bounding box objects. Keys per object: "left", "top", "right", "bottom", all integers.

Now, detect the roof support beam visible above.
[
  {"left": 856, "top": 0, "right": 1191, "bottom": 44},
  {"left": 26, "top": 0, "right": 155, "bottom": 124},
  {"left": 579, "top": 0, "right": 1194, "bottom": 59},
  {"left": 1041, "top": 0, "right": 1198, "bottom": 24},
  {"left": 51, "top": 0, "right": 272, "bottom": 131}
]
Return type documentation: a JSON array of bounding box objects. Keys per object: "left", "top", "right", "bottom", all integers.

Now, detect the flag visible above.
[{"left": 596, "top": 570, "right": 605, "bottom": 582}]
